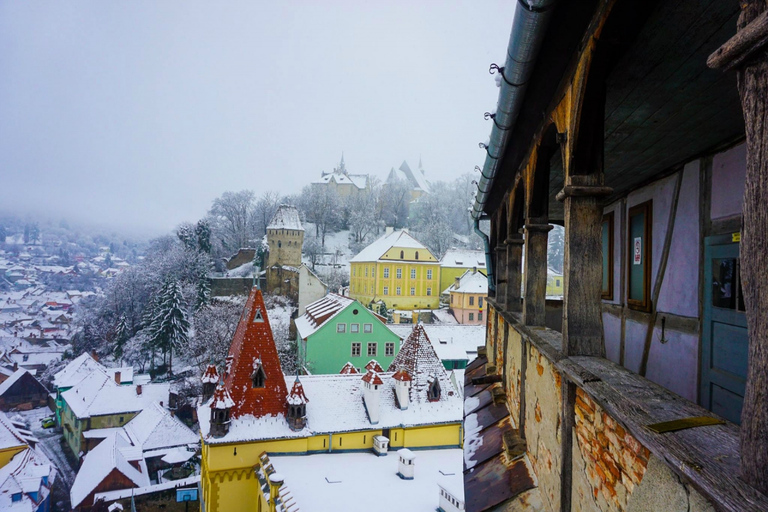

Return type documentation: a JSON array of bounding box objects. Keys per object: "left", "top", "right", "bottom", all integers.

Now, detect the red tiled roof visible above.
[
  {"left": 287, "top": 377, "right": 309, "bottom": 405},
  {"left": 365, "top": 360, "right": 384, "bottom": 373},
  {"left": 387, "top": 324, "right": 449, "bottom": 402},
  {"left": 361, "top": 369, "right": 384, "bottom": 386},
  {"left": 211, "top": 382, "right": 235, "bottom": 410},
  {"left": 339, "top": 362, "right": 359, "bottom": 374},
  {"left": 392, "top": 368, "right": 413, "bottom": 382},
  {"left": 202, "top": 364, "right": 219, "bottom": 384},
  {"left": 223, "top": 288, "right": 288, "bottom": 419}
]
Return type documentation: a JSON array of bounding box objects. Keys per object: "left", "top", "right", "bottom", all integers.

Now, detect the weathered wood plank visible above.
[{"left": 708, "top": 10, "right": 768, "bottom": 70}]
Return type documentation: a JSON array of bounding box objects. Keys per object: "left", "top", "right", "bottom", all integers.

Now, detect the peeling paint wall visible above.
[{"left": 505, "top": 327, "right": 523, "bottom": 425}]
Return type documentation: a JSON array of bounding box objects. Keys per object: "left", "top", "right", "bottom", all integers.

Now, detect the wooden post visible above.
[
  {"left": 709, "top": 0, "right": 768, "bottom": 494},
  {"left": 560, "top": 176, "right": 609, "bottom": 357},
  {"left": 522, "top": 219, "right": 551, "bottom": 326},
  {"left": 495, "top": 245, "right": 508, "bottom": 307},
  {"left": 505, "top": 237, "right": 524, "bottom": 312}
]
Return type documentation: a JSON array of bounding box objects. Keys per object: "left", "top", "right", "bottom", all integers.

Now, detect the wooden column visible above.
[
  {"left": 505, "top": 237, "right": 524, "bottom": 312},
  {"left": 709, "top": 1, "right": 768, "bottom": 494},
  {"left": 560, "top": 177, "right": 609, "bottom": 356},
  {"left": 522, "top": 220, "right": 552, "bottom": 326},
  {"left": 495, "top": 245, "right": 508, "bottom": 307}
]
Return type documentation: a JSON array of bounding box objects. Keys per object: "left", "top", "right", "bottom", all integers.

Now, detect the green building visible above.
[{"left": 295, "top": 294, "right": 401, "bottom": 374}]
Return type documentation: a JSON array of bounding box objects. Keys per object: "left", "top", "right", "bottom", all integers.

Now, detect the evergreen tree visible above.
[
  {"left": 153, "top": 279, "right": 190, "bottom": 375},
  {"left": 177, "top": 224, "right": 196, "bottom": 251},
  {"left": 195, "top": 273, "right": 211, "bottom": 311},
  {"left": 196, "top": 220, "right": 212, "bottom": 254},
  {"left": 114, "top": 314, "right": 129, "bottom": 365}
]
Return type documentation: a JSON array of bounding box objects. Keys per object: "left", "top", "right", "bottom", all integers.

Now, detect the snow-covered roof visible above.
[
  {"left": 52, "top": 352, "right": 104, "bottom": 389},
  {"left": 389, "top": 324, "right": 485, "bottom": 363},
  {"left": 444, "top": 269, "right": 488, "bottom": 295},
  {"left": 199, "top": 369, "right": 462, "bottom": 444},
  {"left": 267, "top": 205, "right": 304, "bottom": 232},
  {"left": 294, "top": 293, "right": 355, "bottom": 339},
  {"left": 349, "top": 230, "right": 436, "bottom": 263},
  {"left": 0, "top": 369, "right": 41, "bottom": 397},
  {"left": 70, "top": 431, "right": 150, "bottom": 509},
  {"left": 123, "top": 402, "right": 198, "bottom": 452},
  {"left": 387, "top": 325, "right": 454, "bottom": 404},
  {"left": 440, "top": 249, "right": 486, "bottom": 269},
  {"left": 312, "top": 172, "right": 369, "bottom": 190},
  {"left": 269, "top": 449, "right": 462, "bottom": 512},
  {"left": 61, "top": 370, "right": 169, "bottom": 419}
]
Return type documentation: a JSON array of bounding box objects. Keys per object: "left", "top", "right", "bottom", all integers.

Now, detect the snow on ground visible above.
[
  {"left": 272, "top": 448, "right": 463, "bottom": 512},
  {"left": 302, "top": 223, "right": 353, "bottom": 275},
  {"left": 16, "top": 407, "right": 76, "bottom": 488}
]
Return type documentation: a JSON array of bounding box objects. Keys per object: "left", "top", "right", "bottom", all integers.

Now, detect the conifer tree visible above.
[
  {"left": 154, "top": 279, "right": 190, "bottom": 375},
  {"left": 195, "top": 220, "right": 212, "bottom": 254},
  {"left": 114, "top": 314, "right": 129, "bottom": 365}
]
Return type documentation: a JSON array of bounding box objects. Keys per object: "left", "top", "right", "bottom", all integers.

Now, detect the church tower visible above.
[{"left": 266, "top": 204, "right": 305, "bottom": 296}]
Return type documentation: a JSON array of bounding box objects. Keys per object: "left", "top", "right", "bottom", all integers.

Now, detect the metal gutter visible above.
[
  {"left": 472, "top": 0, "right": 558, "bottom": 221},
  {"left": 472, "top": 0, "right": 557, "bottom": 293}
]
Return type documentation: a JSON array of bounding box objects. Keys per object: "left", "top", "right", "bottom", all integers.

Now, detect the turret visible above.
[
  {"left": 209, "top": 382, "right": 234, "bottom": 438},
  {"left": 201, "top": 364, "right": 219, "bottom": 402},
  {"left": 286, "top": 376, "right": 309, "bottom": 431},
  {"left": 361, "top": 369, "right": 383, "bottom": 425},
  {"left": 392, "top": 367, "right": 412, "bottom": 410}
]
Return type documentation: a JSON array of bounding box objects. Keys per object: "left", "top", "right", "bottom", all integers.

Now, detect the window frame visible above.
[
  {"left": 367, "top": 342, "right": 377, "bottom": 357},
  {"left": 602, "top": 211, "right": 615, "bottom": 300},
  {"left": 396, "top": 286, "right": 401, "bottom": 296},
  {"left": 383, "top": 286, "right": 389, "bottom": 295},
  {"left": 469, "top": 312, "right": 474, "bottom": 321},
  {"left": 383, "top": 267, "right": 390, "bottom": 278},
  {"left": 410, "top": 287, "right": 415, "bottom": 296},
  {"left": 385, "top": 342, "right": 395, "bottom": 356},
  {"left": 351, "top": 323, "right": 359, "bottom": 333},
  {"left": 410, "top": 268, "right": 416, "bottom": 279},
  {"left": 351, "top": 342, "right": 361, "bottom": 357},
  {"left": 363, "top": 323, "right": 372, "bottom": 333},
  {"left": 426, "top": 287, "right": 432, "bottom": 296},
  {"left": 337, "top": 323, "right": 346, "bottom": 333},
  {"left": 627, "top": 201, "right": 652, "bottom": 312},
  {"left": 396, "top": 268, "right": 402, "bottom": 279},
  {"left": 426, "top": 269, "right": 432, "bottom": 280}
]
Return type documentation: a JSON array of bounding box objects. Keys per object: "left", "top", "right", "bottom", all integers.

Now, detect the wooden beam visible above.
[
  {"left": 522, "top": 220, "right": 552, "bottom": 327},
  {"left": 504, "top": 238, "right": 524, "bottom": 313},
  {"left": 708, "top": 10, "right": 768, "bottom": 71}
]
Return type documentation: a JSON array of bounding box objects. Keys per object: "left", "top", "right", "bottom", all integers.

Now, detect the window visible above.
[
  {"left": 396, "top": 268, "right": 402, "bottom": 279},
  {"left": 469, "top": 312, "right": 474, "bottom": 321},
  {"left": 383, "top": 286, "right": 389, "bottom": 295},
  {"left": 351, "top": 323, "right": 359, "bottom": 333},
  {"left": 278, "top": 241, "right": 281, "bottom": 248},
  {"left": 427, "top": 269, "right": 432, "bottom": 280},
  {"left": 556, "top": 279, "right": 561, "bottom": 287},
  {"left": 628, "top": 201, "right": 652, "bottom": 311},
  {"left": 469, "top": 296, "right": 475, "bottom": 306},
  {"left": 427, "top": 288, "right": 432, "bottom": 296},
  {"left": 253, "top": 307, "right": 264, "bottom": 323},
  {"left": 385, "top": 342, "right": 395, "bottom": 356},
  {"left": 364, "top": 323, "right": 372, "bottom": 333},
  {"left": 351, "top": 342, "right": 361, "bottom": 357},
  {"left": 410, "top": 287, "right": 415, "bottom": 296},
  {"left": 365, "top": 267, "right": 368, "bottom": 277},
  {"left": 367, "top": 342, "right": 377, "bottom": 357},
  {"left": 400, "top": 250, "right": 404, "bottom": 259},
  {"left": 12, "top": 493, "right": 21, "bottom": 503},
  {"left": 602, "top": 211, "right": 615, "bottom": 300},
  {"left": 119, "top": 416, "right": 124, "bottom": 423},
  {"left": 478, "top": 297, "right": 483, "bottom": 308},
  {"left": 450, "top": 294, "right": 454, "bottom": 304},
  {"left": 478, "top": 311, "right": 483, "bottom": 321},
  {"left": 353, "top": 267, "right": 356, "bottom": 277},
  {"left": 415, "top": 251, "right": 419, "bottom": 260},
  {"left": 337, "top": 323, "right": 346, "bottom": 333},
  {"left": 372, "top": 268, "right": 375, "bottom": 277},
  {"left": 396, "top": 287, "right": 401, "bottom": 296},
  {"left": 384, "top": 267, "right": 390, "bottom": 278},
  {"left": 251, "top": 364, "right": 266, "bottom": 388},
  {"left": 410, "top": 269, "right": 416, "bottom": 279}
]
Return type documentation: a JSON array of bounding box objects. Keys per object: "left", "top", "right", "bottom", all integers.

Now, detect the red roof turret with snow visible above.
[
  {"left": 202, "top": 364, "right": 219, "bottom": 384},
  {"left": 287, "top": 376, "right": 309, "bottom": 406},
  {"left": 339, "top": 362, "right": 359, "bottom": 374},
  {"left": 222, "top": 288, "right": 288, "bottom": 419},
  {"left": 365, "top": 360, "right": 384, "bottom": 373},
  {"left": 361, "top": 369, "right": 384, "bottom": 386},
  {"left": 392, "top": 368, "right": 413, "bottom": 382},
  {"left": 286, "top": 376, "right": 309, "bottom": 431},
  {"left": 211, "top": 382, "right": 234, "bottom": 410},
  {"left": 387, "top": 324, "right": 451, "bottom": 404}
]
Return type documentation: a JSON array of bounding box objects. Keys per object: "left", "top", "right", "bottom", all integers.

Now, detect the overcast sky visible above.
[{"left": 0, "top": 1, "right": 515, "bottom": 235}]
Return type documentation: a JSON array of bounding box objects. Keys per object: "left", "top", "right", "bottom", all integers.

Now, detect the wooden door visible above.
[{"left": 701, "top": 237, "right": 748, "bottom": 424}]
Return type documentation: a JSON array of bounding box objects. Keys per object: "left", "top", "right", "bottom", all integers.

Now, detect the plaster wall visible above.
[
  {"left": 711, "top": 143, "right": 746, "bottom": 220},
  {"left": 504, "top": 326, "right": 523, "bottom": 424},
  {"left": 602, "top": 313, "right": 621, "bottom": 365}
]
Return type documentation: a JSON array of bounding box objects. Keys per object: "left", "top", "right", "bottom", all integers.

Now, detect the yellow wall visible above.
[
  {"left": 200, "top": 422, "right": 462, "bottom": 512},
  {"left": 350, "top": 257, "right": 441, "bottom": 311},
  {"left": 0, "top": 445, "right": 25, "bottom": 468}
]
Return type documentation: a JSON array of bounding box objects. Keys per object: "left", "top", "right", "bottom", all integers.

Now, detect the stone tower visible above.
[{"left": 266, "top": 205, "right": 304, "bottom": 296}]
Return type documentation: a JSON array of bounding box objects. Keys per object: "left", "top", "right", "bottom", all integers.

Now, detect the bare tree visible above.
[
  {"left": 255, "top": 191, "right": 282, "bottom": 238},
  {"left": 208, "top": 190, "right": 256, "bottom": 253}
]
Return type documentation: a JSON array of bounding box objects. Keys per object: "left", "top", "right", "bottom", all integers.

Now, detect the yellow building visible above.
[
  {"left": 349, "top": 229, "right": 441, "bottom": 314},
  {"left": 198, "top": 289, "right": 462, "bottom": 512},
  {"left": 439, "top": 248, "right": 487, "bottom": 295},
  {"left": 446, "top": 269, "right": 488, "bottom": 325}
]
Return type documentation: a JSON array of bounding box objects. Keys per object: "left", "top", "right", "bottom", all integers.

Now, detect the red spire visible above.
[
  {"left": 365, "top": 360, "right": 384, "bottom": 373},
  {"left": 287, "top": 376, "right": 309, "bottom": 405},
  {"left": 223, "top": 288, "right": 288, "bottom": 419},
  {"left": 339, "top": 362, "right": 359, "bottom": 374},
  {"left": 202, "top": 364, "right": 219, "bottom": 384}
]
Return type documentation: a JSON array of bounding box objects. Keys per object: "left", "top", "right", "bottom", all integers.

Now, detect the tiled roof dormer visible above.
[
  {"left": 365, "top": 360, "right": 384, "bottom": 373},
  {"left": 222, "top": 288, "right": 288, "bottom": 419},
  {"left": 339, "top": 362, "right": 359, "bottom": 374},
  {"left": 201, "top": 364, "right": 219, "bottom": 384},
  {"left": 287, "top": 377, "right": 309, "bottom": 406},
  {"left": 361, "top": 369, "right": 384, "bottom": 386}
]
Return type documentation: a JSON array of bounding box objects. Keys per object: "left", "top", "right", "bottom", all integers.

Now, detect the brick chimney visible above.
[
  {"left": 90, "top": 350, "right": 99, "bottom": 362},
  {"left": 136, "top": 384, "right": 142, "bottom": 396},
  {"left": 114, "top": 371, "right": 121, "bottom": 385}
]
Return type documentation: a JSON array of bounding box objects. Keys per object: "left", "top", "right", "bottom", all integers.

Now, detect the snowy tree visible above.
[
  {"left": 0, "top": 225, "right": 6, "bottom": 243},
  {"left": 255, "top": 191, "right": 282, "bottom": 238},
  {"left": 195, "top": 272, "right": 211, "bottom": 311},
  {"left": 186, "top": 297, "right": 244, "bottom": 370},
  {"left": 302, "top": 235, "right": 323, "bottom": 271},
  {"left": 299, "top": 185, "right": 342, "bottom": 246},
  {"left": 379, "top": 179, "right": 411, "bottom": 228},
  {"left": 149, "top": 279, "right": 190, "bottom": 376},
  {"left": 207, "top": 190, "right": 257, "bottom": 253},
  {"left": 113, "top": 314, "right": 129, "bottom": 364},
  {"left": 346, "top": 188, "right": 380, "bottom": 246},
  {"left": 195, "top": 219, "right": 212, "bottom": 254},
  {"left": 548, "top": 225, "right": 565, "bottom": 274},
  {"left": 177, "top": 223, "right": 197, "bottom": 251}
]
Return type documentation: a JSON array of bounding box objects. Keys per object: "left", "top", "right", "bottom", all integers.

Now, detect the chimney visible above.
[
  {"left": 90, "top": 350, "right": 99, "bottom": 362},
  {"left": 136, "top": 384, "right": 142, "bottom": 396},
  {"left": 114, "top": 371, "right": 121, "bottom": 385},
  {"left": 385, "top": 226, "right": 394, "bottom": 235},
  {"left": 393, "top": 368, "right": 412, "bottom": 410},
  {"left": 454, "top": 276, "right": 461, "bottom": 288},
  {"left": 361, "top": 370, "right": 382, "bottom": 425},
  {"left": 12, "top": 362, "right": 17, "bottom": 371},
  {"left": 397, "top": 448, "right": 415, "bottom": 480}
]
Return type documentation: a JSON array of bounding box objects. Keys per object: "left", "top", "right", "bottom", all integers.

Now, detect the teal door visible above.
[{"left": 701, "top": 237, "right": 748, "bottom": 424}]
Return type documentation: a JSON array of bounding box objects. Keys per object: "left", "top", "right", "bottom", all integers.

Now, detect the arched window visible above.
[
  {"left": 252, "top": 364, "right": 266, "bottom": 388},
  {"left": 427, "top": 377, "right": 441, "bottom": 401},
  {"left": 400, "top": 250, "right": 404, "bottom": 259},
  {"left": 278, "top": 241, "right": 282, "bottom": 248},
  {"left": 415, "top": 251, "right": 419, "bottom": 260}
]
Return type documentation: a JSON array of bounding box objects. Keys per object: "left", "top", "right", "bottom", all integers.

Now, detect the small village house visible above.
[
  {"left": 311, "top": 155, "right": 370, "bottom": 198},
  {"left": 295, "top": 293, "right": 400, "bottom": 374},
  {"left": 0, "top": 369, "right": 48, "bottom": 411},
  {"left": 297, "top": 263, "right": 327, "bottom": 316},
  {"left": 438, "top": 248, "right": 486, "bottom": 295},
  {"left": 445, "top": 269, "right": 487, "bottom": 325}
]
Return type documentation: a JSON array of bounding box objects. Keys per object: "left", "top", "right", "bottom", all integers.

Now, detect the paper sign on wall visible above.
[{"left": 634, "top": 237, "right": 642, "bottom": 265}]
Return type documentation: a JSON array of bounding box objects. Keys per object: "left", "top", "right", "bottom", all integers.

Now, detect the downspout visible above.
[{"left": 472, "top": 0, "right": 558, "bottom": 290}]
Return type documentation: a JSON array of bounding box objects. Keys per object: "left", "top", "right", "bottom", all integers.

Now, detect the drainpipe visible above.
[
  {"left": 471, "top": 0, "right": 558, "bottom": 290},
  {"left": 474, "top": 218, "right": 495, "bottom": 293}
]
